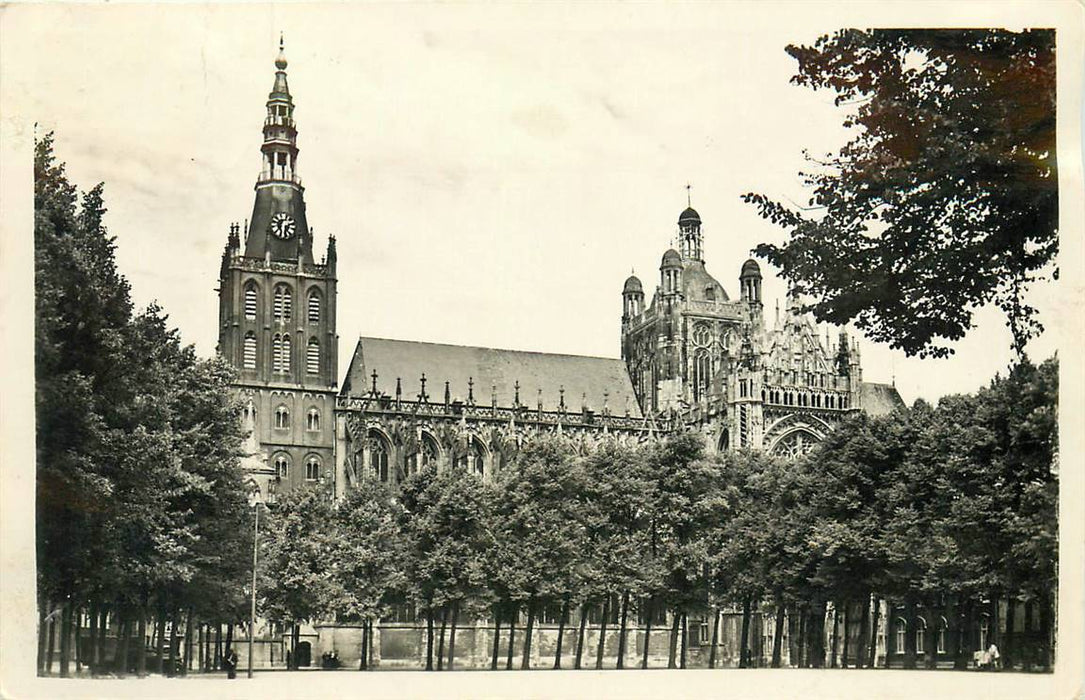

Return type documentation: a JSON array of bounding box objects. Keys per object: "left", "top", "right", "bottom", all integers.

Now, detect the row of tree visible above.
[
  {"left": 35, "top": 133, "right": 254, "bottom": 676},
  {"left": 263, "top": 355, "right": 1057, "bottom": 672}
]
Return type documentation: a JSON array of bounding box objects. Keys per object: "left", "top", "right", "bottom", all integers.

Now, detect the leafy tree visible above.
[
  {"left": 260, "top": 484, "right": 336, "bottom": 669},
  {"left": 325, "top": 478, "right": 405, "bottom": 669},
  {"left": 399, "top": 466, "right": 495, "bottom": 671},
  {"left": 744, "top": 29, "right": 1056, "bottom": 358},
  {"left": 489, "top": 436, "right": 589, "bottom": 669}
]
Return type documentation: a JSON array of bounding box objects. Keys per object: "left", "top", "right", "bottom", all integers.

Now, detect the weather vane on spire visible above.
[{"left": 686, "top": 182, "right": 692, "bottom": 207}]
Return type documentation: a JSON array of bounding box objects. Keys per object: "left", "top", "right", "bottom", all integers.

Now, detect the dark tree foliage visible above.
[
  {"left": 35, "top": 133, "right": 250, "bottom": 676},
  {"left": 744, "top": 29, "right": 1056, "bottom": 358}
]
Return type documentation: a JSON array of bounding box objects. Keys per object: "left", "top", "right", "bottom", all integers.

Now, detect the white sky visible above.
[{"left": 5, "top": 2, "right": 1073, "bottom": 406}]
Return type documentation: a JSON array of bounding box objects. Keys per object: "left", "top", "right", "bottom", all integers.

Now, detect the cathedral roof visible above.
[
  {"left": 680, "top": 261, "right": 729, "bottom": 302},
  {"left": 860, "top": 382, "right": 906, "bottom": 416},
  {"left": 342, "top": 337, "right": 642, "bottom": 418}
]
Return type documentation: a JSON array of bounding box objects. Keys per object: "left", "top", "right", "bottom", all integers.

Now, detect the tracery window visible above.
[
  {"left": 272, "top": 333, "right": 292, "bottom": 373},
  {"left": 274, "top": 405, "right": 290, "bottom": 429},
  {"left": 692, "top": 349, "right": 710, "bottom": 402},
  {"left": 306, "top": 408, "right": 320, "bottom": 432},
  {"left": 937, "top": 617, "right": 948, "bottom": 654},
  {"left": 692, "top": 322, "right": 710, "bottom": 347},
  {"left": 895, "top": 619, "right": 907, "bottom": 655},
  {"left": 916, "top": 617, "right": 927, "bottom": 655},
  {"left": 771, "top": 430, "right": 817, "bottom": 460},
  {"left": 407, "top": 433, "right": 440, "bottom": 476},
  {"left": 369, "top": 432, "right": 390, "bottom": 483},
  {"left": 456, "top": 438, "right": 486, "bottom": 477},
  {"left": 273, "top": 283, "right": 292, "bottom": 322}
]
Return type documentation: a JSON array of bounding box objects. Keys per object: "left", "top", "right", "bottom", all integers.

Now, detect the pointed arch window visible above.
[
  {"left": 307, "top": 289, "right": 321, "bottom": 323},
  {"left": 273, "top": 333, "right": 292, "bottom": 373},
  {"left": 407, "top": 433, "right": 440, "bottom": 476},
  {"left": 895, "top": 618, "right": 907, "bottom": 655},
  {"left": 306, "top": 408, "right": 320, "bottom": 432},
  {"left": 369, "top": 432, "right": 390, "bottom": 483},
  {"left": 273, "top": 283, "right": 292, "bottom": 322},
  {"left": 692, "top": 349, "right": 710, "bottom": 402},
  {"left": 979, "top": 615, "right": 990, "bottom": 650},
  {"left": 937, "top": 617, "right": 948, "bottom": 654},
  {"left": 274, "top": 405, "right": 290, "bottom": 429},
  {"left": 307, "top": 337, "right": 320, "bottom": 374},
  {"left": 305, "top": 454, "right": 321, "bottom": 481},
  {"left": 244, "top": 283, "right": 259, "bottom": 321},
  {"left": 916, "top": 617, "right": 927, "bottom": 655},
  {"left": 455, "top": 438, "right": 486, "bottom": 477},
  {"left": 243, "top": 332, "right": 257, "bottom": 370}
]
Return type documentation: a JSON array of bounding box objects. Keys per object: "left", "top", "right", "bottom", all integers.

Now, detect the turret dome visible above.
[
  {"left": 661, "top": 248, "right": 682, "bottom": 268},
  {"left": 741, "top": 258, "right": 762, "bottom": 277},
  {"left": 623, "top": 275, "right": 643, "bottom": 294},
  {"left": 678, "top": 207, "right": 701, "bottom": 225}
]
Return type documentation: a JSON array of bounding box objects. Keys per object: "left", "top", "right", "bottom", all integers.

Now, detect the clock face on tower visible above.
[{"left": 269, "top": 212, "right": 296, "bottom": 240}]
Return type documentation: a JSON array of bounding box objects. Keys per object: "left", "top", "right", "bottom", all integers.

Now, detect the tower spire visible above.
[
  {"left": 686, "top": 182, "right": 691, "bottom": 207},
  {"left": 243, "top": 38, "right": 312, "bottom": 263}
]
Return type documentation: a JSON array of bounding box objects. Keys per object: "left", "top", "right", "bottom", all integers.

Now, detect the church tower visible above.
[{"left": 217, "top": 40, "right": 338, "bottom": 501}]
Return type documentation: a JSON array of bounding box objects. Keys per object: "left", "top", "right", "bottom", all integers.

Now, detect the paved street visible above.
[{"left": 14, "top": 668, "right": 1065, "bottom": 700}]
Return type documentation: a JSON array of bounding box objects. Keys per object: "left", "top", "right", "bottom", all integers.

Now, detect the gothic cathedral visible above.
[{"left": 217, "top": 44, "right": 902, "bottom": 501}]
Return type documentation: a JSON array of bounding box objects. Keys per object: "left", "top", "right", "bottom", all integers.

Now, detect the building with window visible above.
[{"left": 215, "top": 43, "right": 907, "bottom": 669}]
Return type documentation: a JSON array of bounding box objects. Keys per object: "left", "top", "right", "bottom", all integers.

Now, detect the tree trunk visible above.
[
  {"left": 740, "top": 597, "right": 752, "bottom": 668},
  {"left": 858, "top": 596, "right": 870, "bottom": 669},
  {"left": 771, "top": 600, "right": 785, "bottom": 668},
  {"left": 554, "top": 596, "right": 568, "bottom": 669},
  {"left": 1039, "top": 589, "right": 1052, "bottom": 671},
  {"left": 437, "top": 606, "right": 448, "bottom": 671},
  {"left": 903, "top": 598, "right": 918, "bottom": 670},
  {"left": 225, "top": 622, "right": 236, "bottom": 671},
  {"left": 869, "top": 595, "right": 881, "bottom": 669},
  {"left": 368, "top": 620, "right": 376, "bottom": 668},
  {"left": 490, "top": 605, "right": 502, "bottom": 671},
  {"left": 168, "top": 609, "right": 179, "bottom": 677},
  {"left": 37, "top": 602, "right": 47, "bottom": 675},
  {"left": 114, "top": 612, "right": 129, "bottom": 677},
  {"left": 88, "top": 603, "right": 99, "bottom": 672},
  {"left": 708, "top": 606, "right": 720, "bottom": 669},
  {"left": 155, "top": 604, "right": 166, "bottom": 675},
  {"left": 58, "top": 602, "right": 72, "bottom": 678},
  {"left": 1004, "top": 597, "right": 1016, "bottom": 671},
  {"left": 74, "top": 605, "right": 83, "bottom": 674},
  {"left": 359, "top": 618, "right": 369, "bottom": 670},
  {"left": 812, "top": 600, "right": 828, "bottom": 668},
  {"left": 506, "top": 603, "right": 518, "bottom": 670},
  {"left": 136, "top": 609, "right": 148, "bottom": 677},
  {"left": 831, "top": 601, "right": 841, "bottom": 669},
  {"left": 616, "top": 591, "right": 629, "bottom": 670},
  {"left": 1023, "top": 600, "right": 1034, "bottom": 672},
  {"left": 448, "top": 602, "right": 460, "bottom": 671},
  {"left": 925, "top": 600, "right": 938, "bottom": 669},
  {"left": 574, "top": 603, "right": 588, "bottom": 670},
  {"left": 595, "top": 597, "right": 610, "bottom": 670},
  {"left": 425, "top": 609, "right": 434, "bottom": 671},
  {"left": 667, "top": 610, "right": 680, "bottom": 669},
  {"left": 183, "top": 608, "right": 193, "bottom": 675},
  {"left": 46, "top": 605, "right": 56, "bottom": 674},
  {"left": 679, "top": 613, "right": 688, "bottom": 669},
  {"left": 98, "top": 608, "right": 109, "bottom": 671},
  {"left": 796, "top": 608, "right": 807, "bottom": 668},
  {"left": 642, "top": 597, "right": 654, "bottom": 670},
  {"left": 214, "top": 623, "right": 222, "bottom": 670},
  {"left": 522, "top": 596, "right": 537, "bottom": 670}
]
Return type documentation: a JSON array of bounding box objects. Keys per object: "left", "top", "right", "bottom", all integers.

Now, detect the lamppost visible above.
[{"left": 247, "top": 484, "right": 263, "bottom": 679}]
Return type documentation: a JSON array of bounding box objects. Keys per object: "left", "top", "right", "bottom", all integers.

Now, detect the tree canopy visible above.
[{"left": 744, "top": 29, "right": 1056, "bottom": 358}]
